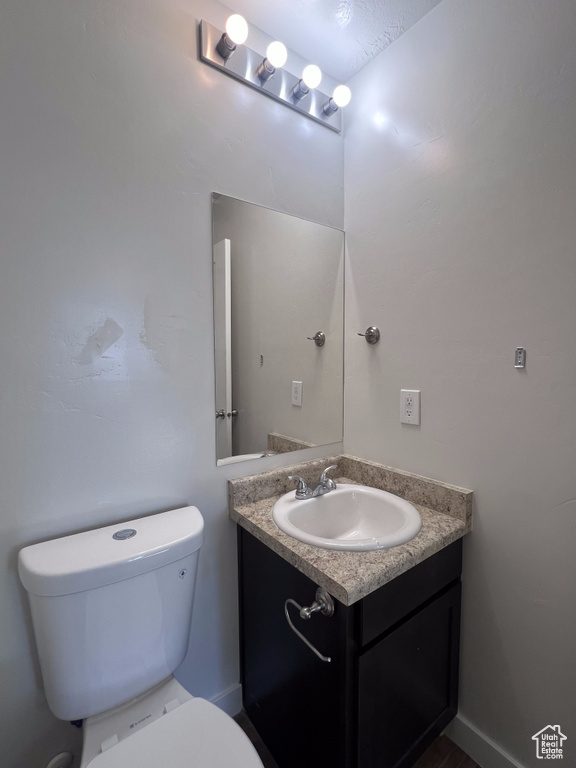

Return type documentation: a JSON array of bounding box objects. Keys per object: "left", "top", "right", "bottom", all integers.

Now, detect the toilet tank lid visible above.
[{"left": 18, "top": 506, "right": 204, "bottom": 597}]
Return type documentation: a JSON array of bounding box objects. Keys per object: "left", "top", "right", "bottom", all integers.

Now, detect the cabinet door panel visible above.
[
  {"left": 239, "top": 530, "right": 349, "bottom": 768},
  {"left": 357, "top": 583, "right": 461, "bottom": 768},
  {"left": 360, "top": 540, "right": 462, "bottom": 645}
]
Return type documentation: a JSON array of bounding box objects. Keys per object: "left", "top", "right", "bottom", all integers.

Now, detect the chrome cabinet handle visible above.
[
  {"left": 284, "top": 588, "right": 334, "bottom": 663},
  {"left": 227, "top": 409, "right": 238, "bottom": 417},
  {"left": 216, "top": 409, "right": 226, "bottom": 419}
]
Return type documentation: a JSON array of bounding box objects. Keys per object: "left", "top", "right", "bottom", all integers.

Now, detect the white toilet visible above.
[{"left": 18, "top": 506, "right": 264, "bottom": 768}]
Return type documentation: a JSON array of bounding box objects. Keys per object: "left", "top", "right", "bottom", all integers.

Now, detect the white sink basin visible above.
[{"left": 273, "top": 484, "right": 422, "bottom": 551}]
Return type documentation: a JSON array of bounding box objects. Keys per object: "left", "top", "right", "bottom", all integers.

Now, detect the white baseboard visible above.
[
  {"left": 446, "top": 714, "right": 527, "bottom": 768},
  {"left": 210, "top": 682, "right": 243, "bottom": 717}
]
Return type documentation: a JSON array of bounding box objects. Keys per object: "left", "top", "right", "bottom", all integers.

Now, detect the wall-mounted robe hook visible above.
[
  {"left": 358, "top": 327, "right": 380, "bottom": 344},
  {"left": 307, "top": 331, "right": 326, "bottom": 347}
]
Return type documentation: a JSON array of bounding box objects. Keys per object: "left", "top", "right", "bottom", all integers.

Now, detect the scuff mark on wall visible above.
[{"left": 76, "top": 318, "right": 124, "bottom": 364}]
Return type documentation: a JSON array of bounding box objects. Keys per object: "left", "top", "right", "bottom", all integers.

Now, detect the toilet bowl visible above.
[{"left": 18, "top": 506, "right": 264, "bottom": 768}]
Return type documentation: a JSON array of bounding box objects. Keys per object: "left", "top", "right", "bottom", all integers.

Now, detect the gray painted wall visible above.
[
  {"left": 344, "top": 0, "right": 576, "bottom": 766},
  {"left": 0, "top": 1, "right": 343, "bottom": 766}
]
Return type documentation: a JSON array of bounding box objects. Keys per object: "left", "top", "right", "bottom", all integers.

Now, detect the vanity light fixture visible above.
[
  {"left": 323, "top": 84, "right": 352, "bottom": 116},
  {"left": 292, "top": 64, "right": 322, "bottom": 102},
  {"left": 257, "top": 41, "right": 288, "bottom": 83},
  {"left": 199, "top": 18, "right": 344, "bottom": 132},
  {"left": 216, "top": 14, "right": 248, "bottom": 60}
]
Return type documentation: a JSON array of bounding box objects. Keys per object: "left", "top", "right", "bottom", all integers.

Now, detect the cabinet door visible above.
[
  {"left": 239, "top": 530, "right": 352, "bottom": 768},
  {"left": 357, "top": 583, "right": 461, "bottom": 768}
]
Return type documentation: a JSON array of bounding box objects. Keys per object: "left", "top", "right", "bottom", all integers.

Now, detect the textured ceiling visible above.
[{"left": 227, "top": 0, "right": 443, "bottom": 83}]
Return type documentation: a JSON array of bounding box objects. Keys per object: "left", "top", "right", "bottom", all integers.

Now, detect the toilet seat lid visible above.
[{"left": 86, "top": 698, "right": 264, "bottom": 768}]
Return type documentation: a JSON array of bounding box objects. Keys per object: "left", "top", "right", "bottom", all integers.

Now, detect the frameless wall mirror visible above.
[{"left": 212, "top": 193, "right": 344, "bottom": 466}]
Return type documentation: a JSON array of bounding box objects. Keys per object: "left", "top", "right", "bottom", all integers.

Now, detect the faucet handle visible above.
[
  {"left": 319, "top": 465, "right": 338, "bottom": 489},
  {"left": 288, "top": 475, "right": 311, "bottom": 499}
]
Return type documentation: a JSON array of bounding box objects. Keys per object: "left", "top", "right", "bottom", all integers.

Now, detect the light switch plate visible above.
[{"left": 401, "top": 389, "right": 421, "bottom": 425}]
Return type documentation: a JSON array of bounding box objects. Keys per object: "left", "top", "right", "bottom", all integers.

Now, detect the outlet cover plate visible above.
[
  {"left": 401, "top": 389, "right": 421, "bottom": 425},
  {"left": 292, "top": 381, "right": 303, "bottom": 407}
]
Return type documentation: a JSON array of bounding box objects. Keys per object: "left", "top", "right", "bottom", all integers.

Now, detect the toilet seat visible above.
[{"left": 85, "top": 698, "right": 264, "bottom": 768}]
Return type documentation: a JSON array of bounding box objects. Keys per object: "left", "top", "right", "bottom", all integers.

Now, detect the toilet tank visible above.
[{"left": 18, "top": 506, "right": 204, "bottom": 721}]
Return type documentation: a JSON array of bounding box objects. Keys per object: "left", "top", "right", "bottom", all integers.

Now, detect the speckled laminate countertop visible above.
[{"left": 228, "top": 454, "right": 473, "bottom": 606}]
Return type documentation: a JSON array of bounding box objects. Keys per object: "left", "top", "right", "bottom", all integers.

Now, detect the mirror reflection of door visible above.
[{"left": 213, "top": 238, "right": 232, "bottom": 461}]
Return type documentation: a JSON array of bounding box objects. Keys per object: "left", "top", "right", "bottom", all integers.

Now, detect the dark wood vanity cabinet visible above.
[{"left": 238, "top": 529, "right": 462, "bottom": 768}]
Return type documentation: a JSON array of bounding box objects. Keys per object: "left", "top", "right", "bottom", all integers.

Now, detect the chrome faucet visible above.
[{"left": 288, "top": 465, "right": 338, "bottom": 500}]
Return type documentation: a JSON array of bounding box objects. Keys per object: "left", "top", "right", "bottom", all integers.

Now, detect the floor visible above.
[
  {"left": 235, "top": 711, "right": 280, "bottom": 768},
  {"left": 235, "top": 712, "right": 480, "bottom": 768},
  {"left": 412, "top": 735, "right": 480, "bottom": 768}
]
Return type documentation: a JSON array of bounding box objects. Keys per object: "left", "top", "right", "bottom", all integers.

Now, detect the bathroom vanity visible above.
[{"left": 229, "top": 455, "right": 472, "bottom": 768}]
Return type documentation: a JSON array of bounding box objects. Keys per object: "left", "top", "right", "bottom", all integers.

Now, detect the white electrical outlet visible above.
[
  {"left": 400, "top": 389, "right": 421, "bottom": 425},
  {"left": 292, "top": 381, "right": 303, "bottom": 407}
]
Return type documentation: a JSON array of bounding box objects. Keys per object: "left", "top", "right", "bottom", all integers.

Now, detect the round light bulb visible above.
[
  {"left": 266, "top": 41, "right": 287, "bottom": 69},
  {"left": 225, "top": 14, "right": 248, "bottom": 45},
  {"left": 302, "top": 64, "right": 322, "bottom": 89},
  {"left": 332, "top": 84, "right": 352, "bottom": 107}
]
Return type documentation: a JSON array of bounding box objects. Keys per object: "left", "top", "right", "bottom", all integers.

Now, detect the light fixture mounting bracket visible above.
[{"left": 198, "top": 20, "right": 342, "bottom": 133}]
